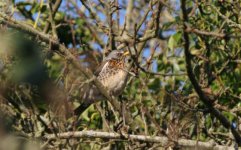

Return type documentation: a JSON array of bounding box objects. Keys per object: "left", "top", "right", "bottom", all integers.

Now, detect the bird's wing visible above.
[{"left": 94, "top": 61, "right": 108, "bottom": 76}]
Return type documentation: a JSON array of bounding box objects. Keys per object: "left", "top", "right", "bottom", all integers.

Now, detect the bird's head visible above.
[
  {"left": 103, "top": 50, "right": 130, "bottom": 69},
  {"left": 104, "top": 50, "right": 130, "bottom": 61}
]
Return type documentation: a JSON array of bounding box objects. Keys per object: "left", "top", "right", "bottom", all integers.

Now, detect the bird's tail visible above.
[{"left": 74, "top": 102, "right": 91, "bottom": 116}]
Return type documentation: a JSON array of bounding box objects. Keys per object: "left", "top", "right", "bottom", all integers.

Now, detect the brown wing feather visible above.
[{"left": 94, "top": 60, "right": 107, "bottom": 76}]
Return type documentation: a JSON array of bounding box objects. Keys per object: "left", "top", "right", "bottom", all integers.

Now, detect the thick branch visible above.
[
  {"left": 181, "top": 0, "right": 241, "bottom": 146},
  {"left": 44, "top": 130, "right": 233, "bottom": 150}
]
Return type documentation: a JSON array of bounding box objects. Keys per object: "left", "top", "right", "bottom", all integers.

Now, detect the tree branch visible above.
[{"left": 44, "top": 130, "right": 233, "bottom": 150}]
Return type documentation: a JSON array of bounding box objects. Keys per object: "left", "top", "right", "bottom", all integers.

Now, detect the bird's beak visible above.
[{"left": 123, "top": 51, "right": 130, "bottom": 56}]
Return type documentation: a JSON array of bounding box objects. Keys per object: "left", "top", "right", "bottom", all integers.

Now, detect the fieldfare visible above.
[{"left": 74, "top": 50, "right": 131, "bottom": 115}]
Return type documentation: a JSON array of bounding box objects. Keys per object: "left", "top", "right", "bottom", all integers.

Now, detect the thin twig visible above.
[
  {"left": 43, "top": 0, "right": 62, "bottom": 33},
  {"left": 48, "top": 0, "right": 58, "bottom": 39},
  {"left": 210, "top": 5, "right": 241, "bottom": 30}
]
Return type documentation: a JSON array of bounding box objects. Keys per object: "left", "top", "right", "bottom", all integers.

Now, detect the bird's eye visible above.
[{"left": 126, "top": 58, "right": 131, "bottom": 63}]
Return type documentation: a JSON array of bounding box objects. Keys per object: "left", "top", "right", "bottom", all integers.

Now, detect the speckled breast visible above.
[{"left": 97, "top": 60, "right": 128, "bottom": 96}]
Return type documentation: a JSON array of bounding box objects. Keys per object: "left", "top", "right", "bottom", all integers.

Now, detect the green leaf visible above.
[
  {"left": 190, "top": 49, "right": 202, "bottom": 56},
  {"left": 148, "top": 78, "right": 161, "bottom": 91},
  {"left": 168, "top": 32, "right": 182, "bottom": 51}
]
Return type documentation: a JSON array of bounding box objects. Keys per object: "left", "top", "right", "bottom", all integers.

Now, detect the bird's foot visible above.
[{"left": 119, "top": 124, "right": 130, "bottom": 138}]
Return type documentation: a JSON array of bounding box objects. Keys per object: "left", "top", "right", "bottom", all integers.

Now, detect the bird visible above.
[{"left": 74, "top": 50, "right": 131, "bottom": 115}]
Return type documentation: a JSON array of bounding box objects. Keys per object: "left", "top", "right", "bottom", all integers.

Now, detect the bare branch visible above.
[{"left": 44, "top": 130, "right": 233, "bottom": 150}]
